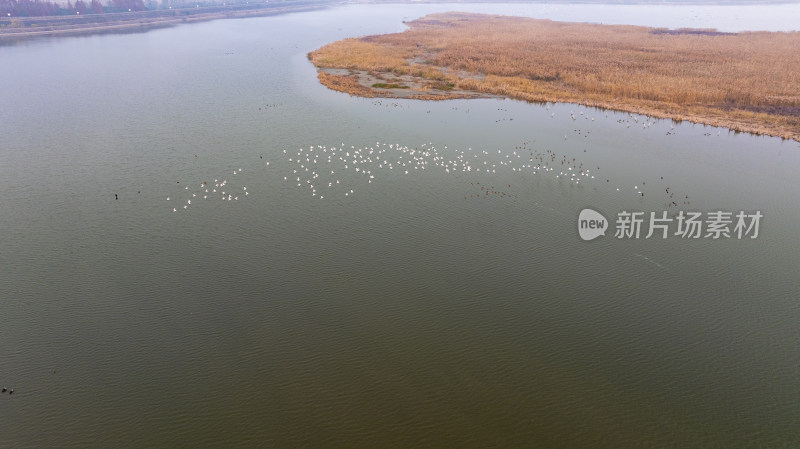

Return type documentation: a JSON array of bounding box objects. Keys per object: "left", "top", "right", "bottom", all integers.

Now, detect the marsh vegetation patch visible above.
[{"left": 309, "top": 12, "right": 800, "bottom": 140}]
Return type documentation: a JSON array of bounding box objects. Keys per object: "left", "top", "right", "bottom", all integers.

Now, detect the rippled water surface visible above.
[{"left": 1, "top": 4, "right": 800, "bottom": 448}]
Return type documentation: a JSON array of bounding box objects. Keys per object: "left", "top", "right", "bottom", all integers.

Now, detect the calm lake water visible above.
[{"left": 1, "top": 3, "right": 800, "bottom": 448}]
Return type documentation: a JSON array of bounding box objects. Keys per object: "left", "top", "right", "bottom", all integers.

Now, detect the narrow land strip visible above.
[
  {"left": 309, "top": 12, "right": 800, "bottom": 141},
  {"left": 0, "top": 1, "right": 340, "bottom": 40}
]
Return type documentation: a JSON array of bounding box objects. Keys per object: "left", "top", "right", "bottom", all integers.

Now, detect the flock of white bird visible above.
[
  {"left": 167, "top": 167, "right": 251, "bottom": 212},
  {"left": 278, "top": 133, "right": 690, "bottom": 207},
  {"left": 279, "top": 140, "right": 601, "bottom": 201},
  {"left": 166, "top": 105, "right": 695, "bottom": 211}
]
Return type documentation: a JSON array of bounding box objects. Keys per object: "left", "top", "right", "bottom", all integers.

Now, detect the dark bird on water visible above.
[{"left": 115, "top": 194, "right": 118, "bottom": 200}]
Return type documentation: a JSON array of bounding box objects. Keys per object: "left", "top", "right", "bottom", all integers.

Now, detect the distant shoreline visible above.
[
  {"left": 309, "top": 12, "right": 800, "bottom": 141},
  {"left": 2, "top": 0, "right": 798, "bottom": 41},
  {"left": 0, "top": 1, "right": 341, "bottom": 41},
  {"left": 356, "top": 0, "right": 799, "bottom": 4}
]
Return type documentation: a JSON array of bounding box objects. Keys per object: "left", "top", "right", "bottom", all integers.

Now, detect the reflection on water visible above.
[{"left": 1, "top": 4, "right": 799, "bottom": 448}]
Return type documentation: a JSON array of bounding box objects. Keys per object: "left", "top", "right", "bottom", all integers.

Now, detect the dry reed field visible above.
[{"left": 308, "top": 12, "right": 800, "bottom": 140}]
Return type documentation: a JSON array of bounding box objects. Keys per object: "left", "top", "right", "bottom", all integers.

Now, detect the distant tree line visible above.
[
  {"left": 1, "top": 0, "right": 282, "bottom": 17},
  {"left": 1, "top": 0, "right": 167, "bottom": 16}
]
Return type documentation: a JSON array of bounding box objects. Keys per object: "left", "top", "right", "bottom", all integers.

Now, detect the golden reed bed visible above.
[{"left": 308, "top": 12, "right": 800, "bottom": 141}]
